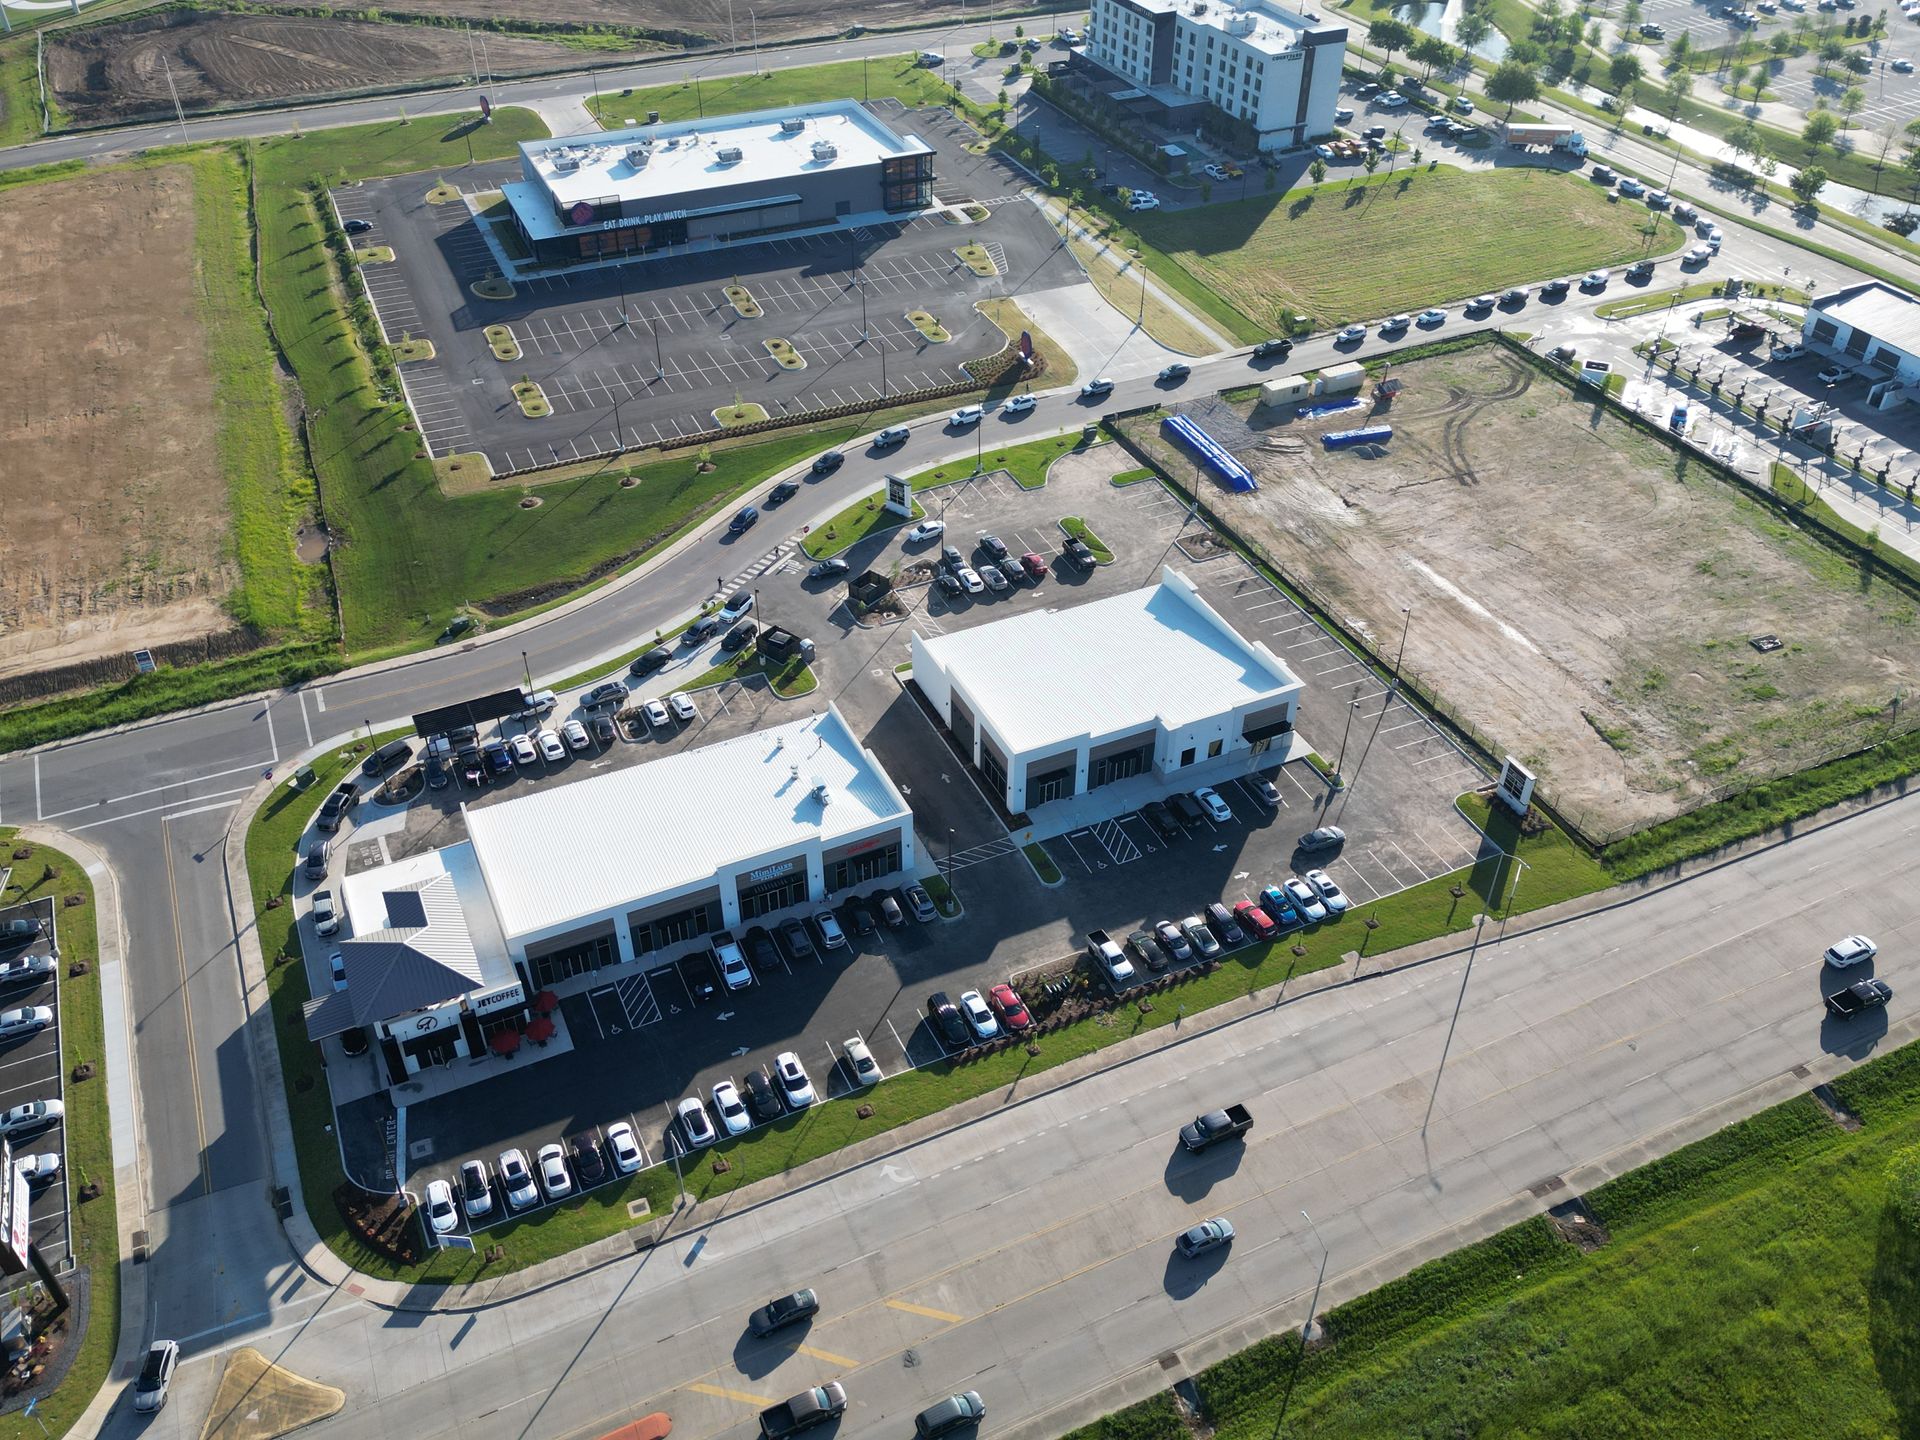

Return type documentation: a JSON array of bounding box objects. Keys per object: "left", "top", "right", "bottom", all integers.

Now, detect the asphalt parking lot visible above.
[
  {"left": 337, "top": 102, "right": 1079, "bottom": 472},
  {"left": 0, "top": 900, "right": 71, "bottom": 1269}
]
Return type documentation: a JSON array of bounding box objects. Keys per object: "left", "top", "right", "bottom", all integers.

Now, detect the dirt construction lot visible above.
[
  {"left": 1170, "top": 344, "right": 1920, "bottom": 841},
  {"left": 246, "top": 0, "right": 1028, "bottom": 40},
  {"left": 0, "top": 167, "right": 235, "bottom": 681},
  {"left": 46, "top": 11, "right": 650, "bottom": 126}
]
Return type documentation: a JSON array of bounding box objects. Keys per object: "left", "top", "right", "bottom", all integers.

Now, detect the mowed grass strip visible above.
[
  {"left": 584, "top": 56, "right": 958, "bottom": 128},
  {"left": 1133, "top": 168, "right": 1684, "bottom": 328}
]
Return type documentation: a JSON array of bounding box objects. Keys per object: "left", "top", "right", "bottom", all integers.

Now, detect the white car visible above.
[
  {"left": 669, "top": 692, "right": 698, "bottom": 723},
  {"left": 718, "top": 590, "right": 755, "bottom": 623},
  {"left": 499, "top": 1148, "right": 539, "bottom": 1209},
  {"left": 1824, "top": 935, "right": 1878, "bottom": 968},
  {"left": 1466, "top": 294, "right": 1496, "bottom": 311},
  {"left": 958, "top": 989, "right": 1000, "bottom": 1040},
  {"left": 1381, "top": 313, "right": 1412, "bottom": 333},
  {"left": 1379, "top": 90, "right": 1407, "bottom": 108},
  {"left": 510, "top": 732, "right": 539, "bottom": 766},
  {"left": 0, "top": 1006, "right": 53, "bottom": 1041},
  {"left": 1081, "top": 377, "right": 1115, "bottom": 397},
  {"left": 1305, "top": 868, "right": 1350, "bottom": 914},
  {"left": 1772, "top": 343, "right": 1807, "bottom": 362},
  {"left": 459, "top": 1158, "right": 493, "bottom": 1218},
  {"left": 1683, "top": 244, "right": 1711, "bottom": 265},
  {"left": 813, "top": 911, "right": 848, "bottom": 949},
  {"left": 1127, "top": 193, "right": 1161, "bottom": 210},
  {"left": 536, "top": 1142, "right": 573, "bottom": 1199},
  {"left": 15, "top": 1153, "right": 60, "bottom": 1188},
  {"left": 905, "top": 520, "right": 946, "bottom": 544},
  {"left": 1817, "top": 364, "right": 1850, "bottom": 385},
  {"left": 0, "top": 1100, "right": 63, "bottom": 1138},
  {"left": 712, "top": 1080, "right": 752, "bottom": 1135},
  {"left": 678, "top": 1096, "right": 716, "bottom": 1147},
  {"left": 775, "top": 1050, "right": 817, "bottom": 1109},
  {"left": 1417, "top": 308, "right": 1447, "bottom": 326},
  {"left": 1181, "top": 916, "right": 1221, "bottom": 958},
  {"left": 311, "top": 888, "right": 340, "bottom": 937},
  {"left": 1002, "top": 393, "right": 1037, "bottom": 414},
  {"left": 956, "top": 566, "right": 985, "bottom": 595},
  {"left": 948, "top": 405, "right": 984, "bottom": 427},
  {"left": 642, "top": 698, "right": 671, "bottom": 730},
  {"left": 536, "top": 729, "right": 566, "bottom": 762},
  {"left": 328, "top": 951, "right": 348, "bottom": 992},
  {"left": 1283, "top": 876, "right": 1328, "bottom": 922},
  {"left": 1337, "top": 324, "right": 1367, "bottom": 342},
  {"left": 606, "top": 1121, "right": 643, "bottom": 1173},
  {"left": 1194, "top": 786, "right": 1233, "bottom": 822},
  {"left": 1581, "top": 269, "right": 1610, "bottom": 288},
  {"left": 562, "top": 718, "right": 592, "bottom": 751},
  {"left": 132, "top": 1340, "right": 180, "bottom": 1414},
  {"left": 844, "top": 1034, "right": 882, "bottom": 1086},
  {"left": 423, "top": 1178, "right": 459, "bottom": 1234},
  {"left": 0, "top": 953, "right": 53, "bottom": 989}
]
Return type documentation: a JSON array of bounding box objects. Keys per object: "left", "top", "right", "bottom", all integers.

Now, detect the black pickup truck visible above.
[
  {"left": 1825, "top": 979, "right": 1892, "bottom": 1019},
  {"left": 1180, "top": 1104, "right": 1254, "bottom": 1152},
  {"left": 760, "top": 1385, "right": 848, "bottom": 1439}
]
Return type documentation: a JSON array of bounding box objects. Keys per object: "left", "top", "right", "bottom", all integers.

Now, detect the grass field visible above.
[
  {"left": 0, "top": 833, "right": 116, "bottom": 1440},
  {"left": 584, "top": 56, "right": 958, "bottom": 129},
  {"left": 1131, "top": 167, "right": 1684, "bottom": 328},
  {"left": 1064, "top": 1038, "right": 1920, "bottom": 1440}
]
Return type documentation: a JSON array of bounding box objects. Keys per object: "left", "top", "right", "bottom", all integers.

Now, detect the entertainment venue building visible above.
[
  {"left": 499, "top": 100, "right": 936, "bottom": 268},
  {"left": 911, "top": 567, "right": 1303, "bottom": 816}
]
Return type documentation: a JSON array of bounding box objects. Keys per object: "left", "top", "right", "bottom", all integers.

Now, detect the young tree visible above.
[
  {"left": 1840, "top": 85, "right": 1866, "bottom": 124},
  {"left": 1309, "top": 156, "right": 1329, "bottom": 184},
  {"left": 1816, "top": 36, "right": 1846, "bottom": 73},
  {"left": 1663, "top": 68, "right": 1693, "bottom": 116},
  {"left": 1369, "top": 16, "right": 1416, "bottom": 64},
  {"left": 1728, "top": 118, "right": 1762, "bottom": 161},
  {"left": 1454, "top": 10, "right": 1494, "bottom": 52},
  {"left": 1587, "top": 21, "right": 1603, "bottom": 48},
  {"left": 1362, "top": 147, "right": 1381, "bottom": 177},
  {"left": 1728, "top": 61, "right": 1750, "bottom": 95},
  {"left": 1789, "top": 163, "right": 1830, "bottom": 205},
  {"left": 1843, "top": 50, "right": 1871, "bottom": 76},
  {"left": 1667, "top": 30, "right": 1693, "bottom": 67},
  {"left": 1873, "top": 120, "right": 1905, "bottom": 194},
  {"left": 1610, "top": 52, "right": 1643, "bottom": 92},
  {"left": 1488, "top": 58, "right": 1542, "bottom": 116},
  {"left": 1622, "top": 0, "right": 1644, "bottom": 32},
  {"left": 1803, "top": 108, "right": 1839, "bottom": 148},
  {"left": 1768, "top": 31, "right": 1792, "bottom": 58}
]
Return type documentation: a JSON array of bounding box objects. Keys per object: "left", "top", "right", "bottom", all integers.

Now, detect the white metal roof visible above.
[
  {"left": 1815, "top": 282, "right": 1920, "bottom": 359},
  {"left": 463, "top": 706, "right": 909, "bottom": 942},
  {"left": 1123, "top": 0, "right": 1317, "bottom": 55},
  {"left": 521, "top": 101, "right": 928, "bottom": 212},
  {"left": 915, "top": 566, "right": 1301, "bottom": 756}
]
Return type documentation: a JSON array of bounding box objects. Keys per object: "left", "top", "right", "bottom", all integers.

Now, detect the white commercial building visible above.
[
  {"left": 1803, "top": 281, "right": 1920, "bottom": 407},
  {"left": 1082, "top": 0, "right": 1347, "bottom": 152},
  {"left": 910, "top": 567, "right": 1303, "bottom": 816},
  {"left": 464, "top": 705, "right": 914, "bottom": 989}
]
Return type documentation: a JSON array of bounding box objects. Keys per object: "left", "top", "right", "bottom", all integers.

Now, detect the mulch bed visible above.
[{"left": 335, "top": 1184, "right": 422, "bottom": 1265}]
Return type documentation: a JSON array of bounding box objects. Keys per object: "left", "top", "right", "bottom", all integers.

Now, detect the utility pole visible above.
[
  {"left": 727, "top": 0, "right": 737, "bottom": 54},
  {"left": 751, "top": 8, "right": 761, "bottom": 73}
]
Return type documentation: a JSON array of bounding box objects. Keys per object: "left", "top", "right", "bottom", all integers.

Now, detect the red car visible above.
[
  {"left": 988, "top": 983, "right": 1032, "bottom": 1031},
  {"left": 1020, "top": 553, "right": 1050, "bottom": 581},
  {"left": 1233, "top": 900, "right": 1277, "bottom": 941}
]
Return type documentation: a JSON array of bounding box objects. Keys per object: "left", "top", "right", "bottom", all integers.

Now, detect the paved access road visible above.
[{"left": 109, "top": 779, "right": 1918, "bottom": 1440}]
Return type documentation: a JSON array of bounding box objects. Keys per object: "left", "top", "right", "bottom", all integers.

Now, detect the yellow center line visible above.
[
  {"left": 790, "top": 1343, "right": 860, "bottom": 1368},
  {"left": 685, "top": 1382, "right": 777, "bottom": 1408},
  {"left": 884, "top": 1299, "right": 965, "bottom": 1323}
]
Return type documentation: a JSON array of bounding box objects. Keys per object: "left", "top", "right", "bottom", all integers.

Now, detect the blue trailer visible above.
[{"left": 1322, "top": 425, "right": 1393, "bottom": 450}]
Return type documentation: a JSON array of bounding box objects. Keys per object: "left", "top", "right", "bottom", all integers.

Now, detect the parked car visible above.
[
  {"left": 303, "top": 839, "right": 330, "bottom": 881},
  {"left": 583, "top": 679, "right": 629, "bottom": 708},
  {"left": 510, "top": 732, "right": 539, "bottom": 766},
  {"left": 1234, "top": 901, "right": 1277, "bottom": 941},
  {"left": 750, "top": 1288, "right": 822, "bottom": 1337},
  {"left": 1824, "top": 935, "right": 1878, "bottom": 968},
  {"left": 310, "top": 889, "right": 340, "bottom": 938},
  {"left": 906, "top": 884, "right": 938, "bottom": 921},
  {"left": 722, "top": 621, "right": 758, "bottom": 653},
  {"left": 875, "top": 891, "right": 906, "bottom": 927},
  {"left": 1080, "top": 377, "right": 1115, "bottom": 397},
  {"left": 677, "top": 1097, "right": 717, "bottom": 1148},
  {"left": 958, "top": 990, "right": 1000, "bottom": 1041},
  {"left": 499, "top": 1148, "right": 539, "bottom": 1209},
  {"left": 0, "top": 1006, "right": 53, "bottom": 1042},
  {"left": 744, "top": 1068, "right": 784, "bottom": 1122},
  {"left": 1817, "top": 365, "right": 1851, "bottom": 386},
  {"left": 571, "top": 1135, "right": 607, "bottom": 1185},
  {"left": 1259, "top": 884, "right": 1301, "bottom": 929},
  {"left": 775, "top": 1050, "right": 817, "bottom": 1108},
  {"left": 719, "top": 590, "right": 755, "bottom": 624},
  {"left": 1154, "top": 919, "right": 1193, "bottom": 960},
  {"left": 1337, "top": 324, "right": 1367, "bottom": 343},
  {"left": 132, "top": 1339, "right": 181, "bottom": 1413},
  {"left": 362, "top": 738, "right": 413, "bottom": 775},
  {"left": 1176, "top": 1218, "right": 1235, "bottom": 1257},
  {"left": 988, "top": 983, "right": 1031, "bottom": 1030},
  {"left": 1380, "top": 313, "right": 1412, "bottom": 333},
  {"left": 1417, "top": 308, "right": 1447, "bottom": 327},
  {"left": 1020, "top": 552, "right": 1050, "bottom": 581},
  {"left": 812, "top": 911, "right": 848, "bottom": 950},
  {"left": 810, "top": 450, "right": 845, "bottom": 476},
  {"left": 1251, "top": 337, "right": 1293, "bottom": 360},
  {"left": 808, "top": 558, "right": 851, "bottom": 580},
  {"left": 1193, "top": 786, "right": 1232, "bottom": 822},
  {"left": 844, "top": 1035, "right": 883, "bottom": 1086},
  {"left": 1251, "top": 776, "right": 1281, "bottom": 808},
  {"left": 591, "top": 715, "right": 617, "bottom": 746},
  {"left": 1205, "top": 901, "right": 1245, "bottom": 946},
  {"left": 562, "top": 718, "right": 592, "bottom": 751},
  {"left": 1826, "top": 978, "right": 1893, "bottom": 1017},
  {"left": 15, "top": 1153, "right": 60, "bottom": 1188},
  {"left": 423, "top": 1179, "right": 459, "bottom": 1234},
  {"left": 1541, "top": 278, "right": 1571, "bottom": 298},
  {"left": 343, "top": 217, "right": 373, "bottom": 234},
  {"left": 1581, "top": 269, "right": 1610, "bottom": 289},
  {"left": 712, "top": 1080, "right": 752, "bottom": 1135},
  {"left": 668, "top": 692, "right": 698, "bottom": 724},
  {"left": 1283, "top": 876, "right": 1327, "bottom": 922},
  {"left": 1297, "top": 826, "right": 1345, "bottom": 852},
  {"left": 927, "top": 991, "right": 971, "bottom": 1048},
  {"left": 536, "top": 729, "right": 567, "bottom": 762},
  {"left": 948, "top": 405, "right": 985, "bottom": 427},
  {"left": 1158, "top": 362, "right": 1192, "bottom": 383},
  {"left": 768, "top": 479, "right": 799, "bottom": 504},
  {"left": 1772, "top": 343, "right": 1807, "bottom": 362},
  {"left": 0, "top": 1100, "right": 63, "bottom": 1139},
  {"left": 536, "top": 1143, "right": 572, "bottom": 1199},
  {"left": 905, "top": 520, "right": 946, "bottom": 544},
  {"left": 641, "top": 698, "right": 671, "bottom": 730},
  {"left": 1141, "top": 801, "right": 1182, "bottom": 842},
  {"left": 778, "top": 917, "right": 816, "bottom": 962},
  {"left": 459, "top": 1158, "right": 493, "bottom": 1218},
  {"left": 606, "top": 1122, "right": 643, "bottom": 1173},
  {"left": 1002, "top": 393, "right": 1038, "bottom": 414},
  {"left": 1305, "top": 868, "right": 1350, "bottom": 914},
  {"left": 1181, "top": 915, "right": 1221, "bottom": 958}
]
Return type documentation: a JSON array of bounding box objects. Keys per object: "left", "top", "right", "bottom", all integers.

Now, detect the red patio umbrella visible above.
[
  {"left": 490, "top": 1028, "right": 523, "bottom": 1055},
  {"left": 526, "top": 1015, "right": 556, "bottom": 1044},
  {"left": 533, "top": 989, "right": 560, "bottom": 1014}
]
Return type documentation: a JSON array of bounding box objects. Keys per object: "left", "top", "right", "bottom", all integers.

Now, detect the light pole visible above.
[
  {"left": 1330, "top": 698, "right": 1361, "bottom": 788},
  {"left": 1269, "top": 1210, "right": 1329, "bottom": 1439},
  {"left": 944, "top": 826, "right": 957, "bottom": 903},
  {"left": 521, "top": 650, "right": 532, "bottom": 691},
  {"left": 1390, "top": 605, "right": 1412, "bottom": 690},
  {"left": 1422, "top": 852, "right": 1509, "bottom": 1136}
]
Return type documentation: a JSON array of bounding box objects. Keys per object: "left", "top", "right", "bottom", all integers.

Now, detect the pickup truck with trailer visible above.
[
  {"left": 760, "top": 1385, "right": 848, "bottom": 1439},
  {"left": 1087, "top": 929, "right": 1135, "bottom": 984},
  {"left": 1503, "top": 123, "right": 1588, "bottom": 158},
  {"left": 1180, "top": 1104, "right": 1254, "bottom": 1151}
]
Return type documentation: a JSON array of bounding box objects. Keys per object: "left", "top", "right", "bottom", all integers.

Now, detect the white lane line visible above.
[
  {"left": 300, "top": 690, "right": 314, "bottom": 750},
  {"left": 39, "top": 758, "right": 273, "bottom": 819},
  {"left": 68, "top": 786, "right": 255, "bottom": 832},
  {"left": 158, "top": 798, "right": 247, "bottom": 823},
  {"left": 34, "top": 755, "right": 42, "bottom": 820},
  {"left": 264, "top": 699, "right": 279, "bottom": 763}
]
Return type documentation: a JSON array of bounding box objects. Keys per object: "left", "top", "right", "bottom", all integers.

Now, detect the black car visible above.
[
  {"left": 730, "top": 506, "right": 759, "bottom": 533},
  {"left": 721, "top": 621, "right": 759, "bottom": 653},
  {"left": 810, "top": 451, "right": 844, "bottom": 476},
  {"left": 571, "top": 1135, "right": 607, "bottom": 1185},
  {"left": 590, "top": 714, "right": 617, "bottom": 746},
  {"left": 978, "top": 534, "right": 1010, "bottom": 562},
  {"left": 926, "top": 992, "right": 971, "bottom": 1049},
  {"left": 629, "top": 647, "right": 671, "bottom": 677},
  {"left": 481, "top": 740, "right": 514, "bottom": 775},
  {"left": 808, "top": 558, "right": 851, "bottom": 581},
  {"left": 362, "top": 738, "right": 413, "bottom": 775},
  {"left": 1251, "top": 336, "right": 1293, "bottom": 361},
  {"left": 744, "top": 1068, "right": 783, "bottom": 1122},
  {"left": 842, "top": 897, "right": 875, "bottom": 938},
  {"left": 1826, "top": 978, "right": 1893, "bottom": 1018},
  {"left": 1140, "top": 801, "right": 1182, "bottom": 842},
  {"left": 447, "top": 724, "right": 479, "bottom": 746},
  {"left": 425, "top": 755, "right": 450, "bottom": 789},
  {"left": 744, "top": 925, "right": 781, "bottom": 971},
  {"left": 938, "top": 572, "right": 964, "bottom": 596},
  {"left": 316, "top": 780, "right": 360, "bottom": 831},
  {"left": 343, "top": 217, "right": 373, "bottom": 234},
  {"left": 583, "top": 679, "right": 629, "bottom": 708},
  {"left": 1626, "top": 260, "right": 1655, "bottom": 281},
  {"left": 1167, "top": 792, "right": 1206, "bottom": 828},
  {"left": 768, "top": 479, "right": 800, "bottom": 504},
  {"left": 777, "top": 917, "right": 816, "bottom": 962},
  {"left": 1541, "top": 278, "right": 1571, "bottom": 298},
  {"left": 749, "top": 1288, "right": 821, "bottom": 1337}
]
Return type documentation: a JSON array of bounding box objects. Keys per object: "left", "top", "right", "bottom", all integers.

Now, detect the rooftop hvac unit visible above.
[
  {"left": 550, "top": 152, "right": 581, "bottom": 172},
  {"left": 779, "top": 117, "right": 807, "bottom": 134},
  {"left": 811, "top": 780, "right": 831, "bottom": 806},
  {"left": 811, "top": 140, "right": 839, "bottom": 162},
  {"left": 715, "top": 145, "right": 745, "bottom": 164},
  {"left": 1226, "top": 9, "right": 1257, "bottom": 33},
  {"left": 625, "top": 146, "right": 651, "bottom": 168}
]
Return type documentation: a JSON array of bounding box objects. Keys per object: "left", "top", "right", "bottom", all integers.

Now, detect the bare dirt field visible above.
[
  {"left": 0, "top": 166, "right": 238, "bottom": 682},
  {"left": 1139, "top": 344, "right": 1920, "bottom": 841},
  {"left": 46, "top": 11, "right": 649, "bottom": 126},
  {"left": 246, "top": 0, "right": 1007, "bottom": 42}
]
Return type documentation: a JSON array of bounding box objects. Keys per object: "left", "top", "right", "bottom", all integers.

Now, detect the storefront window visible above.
[
  {"left": 631, "top": 901, "right": 719, "bottom": 956},
  {"left": 828, "top": 841, "right": 901, "bottom": 892},
  {"left": 739, "top": 867, "right": 811, "bottom": 919},
  {"left": 530, "top": 933, "right": 616, "bottom": 989}
]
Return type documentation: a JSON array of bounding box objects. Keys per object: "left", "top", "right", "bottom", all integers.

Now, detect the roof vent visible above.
[
  {"left": 811, "top": 140, "right": 839, "bottom": 163},
  {"left": 811, "top": 780, "right": 831, "bottom": 806},
  {"left": 790, "top": 763, "right": 801, "bottom": 780},
  {"left": 779, "top": 117, "right": 807, "bottom": 134},
  {"left": 715, "top": 145, "right": 745, "bottom": 164}
]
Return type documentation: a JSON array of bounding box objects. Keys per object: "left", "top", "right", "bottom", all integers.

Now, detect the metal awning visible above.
[
  {"left": 1243, "top": 717, "right": 1294, "bottom": 743},
  {"left": 301, "top": 989, "right": 360, "bottom": 1042}
]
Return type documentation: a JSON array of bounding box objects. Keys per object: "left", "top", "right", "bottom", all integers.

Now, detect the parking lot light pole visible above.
[
  {"left": 1269, "top": 1210, "right": 1329, "bottom": 1439},
  {"left": 944, "top": 826, "right": 957, "bottom": 903},
  {"left": 1331, "top": 698, "right": 1360, "bottom": 788},
  {"left": 1390, "top": 605, "right": 1412, "bottom": 690},
  {"left": 522, "top": 650, "right": 532, "bottom": 691}
]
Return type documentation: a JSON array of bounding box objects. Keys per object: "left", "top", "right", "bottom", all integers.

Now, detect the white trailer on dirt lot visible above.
[
  {"left": 1259, "top": 375, "right": 1313, "bottom": 407},
  {"left": 1503, "top": 123, "right": 1589, "bottom": 157},
  {"left": 1314, "top": 362, "right": 1366, "bottom": 397}
]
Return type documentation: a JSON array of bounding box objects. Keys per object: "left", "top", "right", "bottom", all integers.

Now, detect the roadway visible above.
[{"left": 105, "top": 771, "right": 1920, "bottom": 1440}]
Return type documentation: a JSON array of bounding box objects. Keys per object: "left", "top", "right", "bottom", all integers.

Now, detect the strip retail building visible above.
[{"left": 499, "top": 100, "right": 936, "bottom": 267}]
